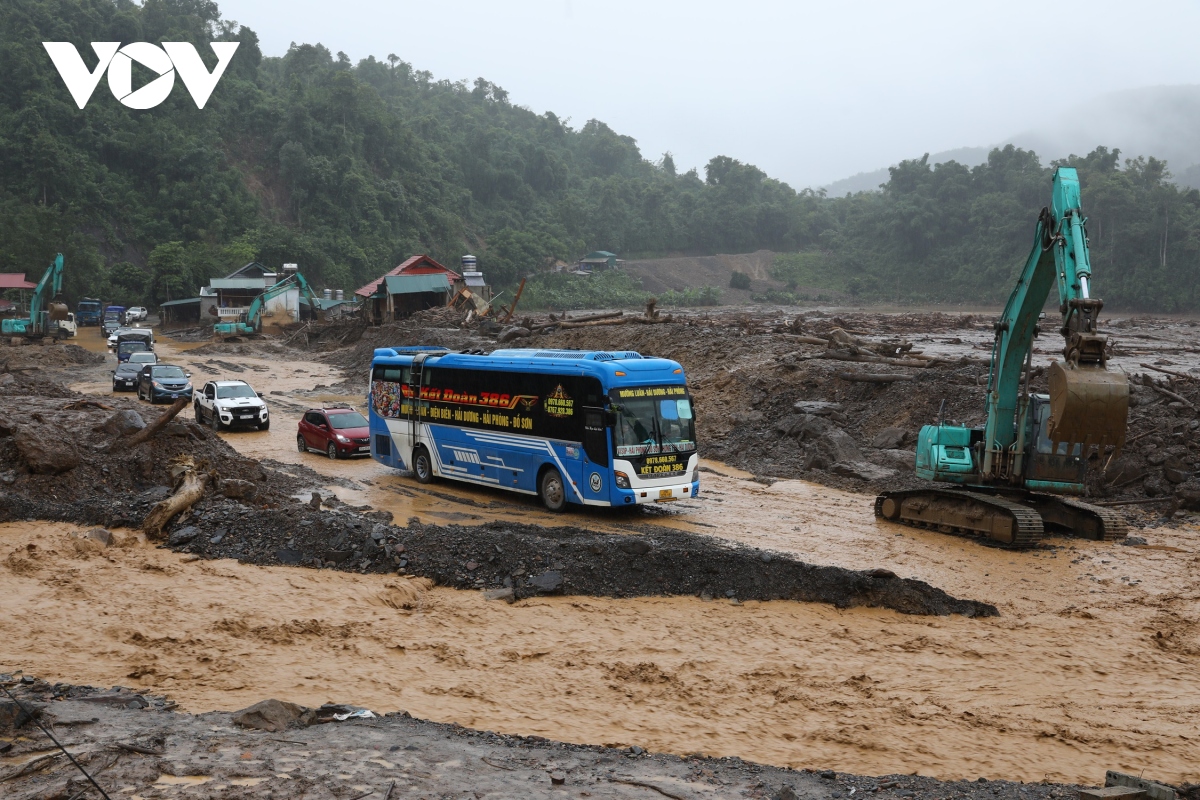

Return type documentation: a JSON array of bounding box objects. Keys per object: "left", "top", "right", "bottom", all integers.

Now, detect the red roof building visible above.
[
  {"left": 0, "top": 273, "right": 37, "bottom": 290},
  {"left": 356, "top": 255, "right": 464, "bottom": 323},
  {"left": 354, "top": 255, "right": 462, "bottom": 299}
]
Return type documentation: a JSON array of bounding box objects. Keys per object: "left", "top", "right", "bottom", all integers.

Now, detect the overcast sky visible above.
[{"left": 217, "top": 0, "right": 1200, "bottom": 189}]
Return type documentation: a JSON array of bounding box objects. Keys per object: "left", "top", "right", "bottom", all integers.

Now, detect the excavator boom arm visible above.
[
  {"left": 216, "top": 270, "right": 323, "bottom": 336},
  {"left": 982, "top": 167, "right": 1127, "bottom": 476},
  {"left": 29, "top": 254, "right": 65, "bottom": 328}
]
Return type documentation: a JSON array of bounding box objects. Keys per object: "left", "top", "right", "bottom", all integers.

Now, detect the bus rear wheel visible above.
[
  {"left": 539, "top": 468, "right": 568, "bottom": 513},
  {"left": 412, "top": 445, "right": 434, "bottom": 484}
]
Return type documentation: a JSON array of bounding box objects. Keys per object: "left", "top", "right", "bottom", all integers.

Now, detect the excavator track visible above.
[
  {"left": 874, "top": 488, "right": 1044, "bottom": 548},
  {"left": 1024, "top": 493, "right": 1129, "bottom": 541},
  {"left": 875, "top": 488, "right": 1129, "bottom": 546}
]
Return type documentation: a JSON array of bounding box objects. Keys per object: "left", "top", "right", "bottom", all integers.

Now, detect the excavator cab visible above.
[{"left": 1024, "top": 394, "right": 1085, "bottom": 491}]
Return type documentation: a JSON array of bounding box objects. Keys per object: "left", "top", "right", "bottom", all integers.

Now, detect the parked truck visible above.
[{"left": 76, "top": 297, "right": 102, "bottom": 326}]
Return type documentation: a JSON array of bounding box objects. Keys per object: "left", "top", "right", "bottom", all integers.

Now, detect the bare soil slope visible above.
[{"left": 623, "top": 249, "right": 785, "bottom": 296}]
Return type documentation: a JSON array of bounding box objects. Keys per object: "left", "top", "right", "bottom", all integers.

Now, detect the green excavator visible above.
[
  {"left": 2, "top": 253, "right": 70, "bottom": 338},
  {"left": 213, "top": 271, "right": 322, "bottom": 340},
  {"left": 875, "top": 167, "right": 1129, "bottom": 547}
]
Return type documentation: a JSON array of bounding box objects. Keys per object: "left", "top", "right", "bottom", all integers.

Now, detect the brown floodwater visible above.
[
  {"left": 37, "top": 330, "right": 1200, "bottom": 785},
  {"left": 2, "top": 521, "right": 1197, "bottom": 785}
]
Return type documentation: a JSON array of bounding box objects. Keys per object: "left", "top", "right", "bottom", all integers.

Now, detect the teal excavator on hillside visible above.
[
  {"left": 2, "top": 253, "right": 70, "bottom": 338},
  {"left": 875, "top": 167, "right": 1130, "bottom": 547},
  {"left": 213, "top": 272, "right": 322, "bottom": 339}
]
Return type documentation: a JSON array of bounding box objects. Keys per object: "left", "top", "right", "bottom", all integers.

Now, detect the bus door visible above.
[
  {"left": 580, "top": 406, "right": 610, "bottom": 503},
  {"left": 405, "top": 354, "right": 431, "bottom": 465}
]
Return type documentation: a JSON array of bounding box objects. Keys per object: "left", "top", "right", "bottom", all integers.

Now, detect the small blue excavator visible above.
[
  {"left": 2, "top": 253, "right": 70, "bottom": 338},
  {"left": 875, "top": 167, "right": 1129, "bottom": 546}
]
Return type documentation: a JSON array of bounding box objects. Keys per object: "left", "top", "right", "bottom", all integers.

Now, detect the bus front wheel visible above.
[
  {"left": 413, "top": 445, "right": 434, "bottom": 484},
  {"left": 539, "top": 467, "right": 568, "bottom": 513}
]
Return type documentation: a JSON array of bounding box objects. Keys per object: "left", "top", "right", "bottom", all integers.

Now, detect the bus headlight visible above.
[{"left": 615, "top": 471, "right": 630, "bottom": 489}]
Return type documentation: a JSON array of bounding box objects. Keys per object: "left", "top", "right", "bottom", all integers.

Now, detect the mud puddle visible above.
[{"left": 3, "top": 521, "right": 1197, "bottom": 784}]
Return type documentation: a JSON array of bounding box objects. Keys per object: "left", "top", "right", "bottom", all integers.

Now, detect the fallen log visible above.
[
  {"left": 564, "top": 310, "right": 624, "bottom": 324},
  {"left": 143, "top": 456, "right": 210, "bottom": 538},
  {"left": 837, "top": 372, "right": 915, "bottom": 383},
  {"left": 107, "top": 397, "right": 189, "bottom": 453},
  {"left": 531, "top": 310, "right": 623, "bottom": 332},
  {"left": 1140, "top": 362, "right": 1197, "bottom": 382},
  {"left": 818, "top": 351, "right": 933, "bottom": 368},
  {"left": 557, "top": 318, "right": 630, "bottom": 330},
  {"left": 1144, "top": 379, "right": 1196, "bottom": 409}
]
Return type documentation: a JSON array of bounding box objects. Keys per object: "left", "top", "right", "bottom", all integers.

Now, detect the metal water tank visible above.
[
  {"left": 335, "top": 289, "right": 344, "bottom": 301},
  {"left": 323, "top": 288, "right": 333, "bottom": 300}
]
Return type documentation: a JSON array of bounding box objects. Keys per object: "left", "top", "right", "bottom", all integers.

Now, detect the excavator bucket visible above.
[
  {"left": 48, "top": 302, "right": 69, "bottom": 322},
  {"left": 1047, "top": 361, "right": 1129, "bottom": 455}
]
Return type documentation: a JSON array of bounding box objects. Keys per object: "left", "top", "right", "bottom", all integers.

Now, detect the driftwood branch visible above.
[
  {"left": 1140, "top": 362, "right": 1196, "bottom": 382},
  {"left": 1143, "top": 377, "right": 1196, "bottom": 409},
  {"left": 837, "top": 372, "right": 915, "bottom": 383},
  {"left": 284, "top": 321, "right": 312, "bottom": 345},
  {"left": 531, "top": 311, "right": 623, "bottom": 331},
  {"left": 818, "top": 350, "right": 932, "bottom": 368},
  {"left": 108, "top": 397, "right": 190, "bottom": 453},
  {"left": 143, "top": 456, "right": 210, "bottom": 538},
  {"left": 558, "top": 318, "right": 628, "bottom": 330}
]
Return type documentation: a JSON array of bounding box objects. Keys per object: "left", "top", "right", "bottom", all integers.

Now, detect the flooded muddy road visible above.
[
  {"left": 3, "top": 519, "right": 1198, "bottom": 785},
  {"left": 22, "top": 325, "right": 1197, "bottom": 785}
]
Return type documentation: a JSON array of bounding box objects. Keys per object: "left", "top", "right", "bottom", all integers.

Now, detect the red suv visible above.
[{"left": 297, "top": 407, "right": 371, "bottom": 459}]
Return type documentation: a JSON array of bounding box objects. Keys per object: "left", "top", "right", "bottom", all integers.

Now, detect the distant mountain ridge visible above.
[{"left": 824, "top": 85, "right": 1200, "bottom": 195}]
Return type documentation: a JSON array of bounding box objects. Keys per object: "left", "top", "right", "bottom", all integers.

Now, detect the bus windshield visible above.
[{"left": 610, "top": 388, "right": 695, "bottom": 457}]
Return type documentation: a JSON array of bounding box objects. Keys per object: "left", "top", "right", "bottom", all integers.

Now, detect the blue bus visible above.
[{"left": 367, "top": 347, "right": 699, "bottom": 511}]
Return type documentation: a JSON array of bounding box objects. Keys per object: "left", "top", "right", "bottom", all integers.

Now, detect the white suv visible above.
[
  {"left": 194, "top": 380, "right": 269, "bottom": 431},
  {"left": 125, "top": 307, "right": 148, "bottom": 323}
]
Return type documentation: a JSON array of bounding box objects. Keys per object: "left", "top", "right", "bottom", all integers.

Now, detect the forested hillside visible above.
[{"left": 2, "top": 0, "right": 1200, "bottom": 310}]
